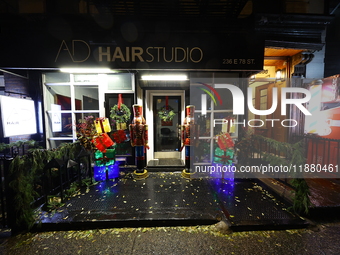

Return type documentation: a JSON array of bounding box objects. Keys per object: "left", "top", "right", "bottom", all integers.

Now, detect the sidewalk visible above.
[
  {"left": 35, "top": 172, "right": 307, "bottom": 232},
  {"left": 307, "top": 178, "right": 340, "bottom": 207},
  {"left": 306, "top": 178, "right": 340, "bottom": 222},
  {"left": 258, "top": 177, "right": 340, "bottom": 221},
  {"left": 4, "top": 223, "right": 340, "bottom": 255}
]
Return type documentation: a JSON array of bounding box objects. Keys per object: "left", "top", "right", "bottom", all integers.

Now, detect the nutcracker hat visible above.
[
  {"left": 186, "top": 105, "right": 195, "bottom": 117},
  {"left": 132, "top": 104, "right": 143, "bottom": 117}
]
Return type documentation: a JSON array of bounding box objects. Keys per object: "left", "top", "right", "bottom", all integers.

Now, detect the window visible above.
[
  {"left": 43, "top": 74, "right": 100, "bottom": 148},
  {"left": 190, "top": 73, "right": 239, "bottom": 164},
  {"left": 43, "top": 73, "right": 134, "bottom": 149}
]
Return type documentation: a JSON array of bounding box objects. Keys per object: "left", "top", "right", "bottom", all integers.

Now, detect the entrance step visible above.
[
  {"left": 147, "top": 167, "right": 184, "bottom": 172},
  {"left": 147, "top": 158, "right": 184, "bottom": 172},
  {"left": 148, "top": 158, "right": 184, "bottom": 166}
]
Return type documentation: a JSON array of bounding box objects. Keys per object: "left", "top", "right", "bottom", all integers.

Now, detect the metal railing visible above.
[
  {"left": 0, "top": 143, "right": 31, "bottom": 228},
  {"left": 244, "top": 134, "right": 340, "bottom": 188},
  {"left": 292, "top": 134, "right": 340, "bottom": 178},
  {"left": 0, "top": 156, "right": 11, "bottom": 228},
  {"left": 1, "top": 142, "right": 92, "bottom": 230}
]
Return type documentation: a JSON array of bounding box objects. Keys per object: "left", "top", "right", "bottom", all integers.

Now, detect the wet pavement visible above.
[
  {"left": 3, "top": 172, "right": 340, "bottom": 254},
  {"left": 35, "top": 172, "right": 307, "bottom": 232},
  {"left": 307, "top": 178, "right": 340, "bottom": 207},
  {"left": 37, "top": 172, "right": 223, "bottom": 231},
  {"left": 212, "top": 179, "right": 307, "bottom": 231}
]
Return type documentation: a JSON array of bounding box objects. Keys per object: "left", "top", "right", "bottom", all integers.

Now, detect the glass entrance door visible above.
[{"left": 153, "top": 96, "right": 181, "bottom": 160}]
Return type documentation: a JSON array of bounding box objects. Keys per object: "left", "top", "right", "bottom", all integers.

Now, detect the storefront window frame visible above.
[
  {"left": 190, "top": 73, "right": 239, "bottom": 165},
  {"left": 43, "top": 72, "right": 135, "bottom": 149}
]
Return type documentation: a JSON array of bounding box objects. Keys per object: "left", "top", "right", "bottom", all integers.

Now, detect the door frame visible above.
[{"left": 145, "top": 90, "right": 185, "bottom": 162}]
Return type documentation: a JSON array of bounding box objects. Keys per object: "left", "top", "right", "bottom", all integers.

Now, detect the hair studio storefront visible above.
[{"left": 1, "top": 30, "right": 264, "bottom": 168}]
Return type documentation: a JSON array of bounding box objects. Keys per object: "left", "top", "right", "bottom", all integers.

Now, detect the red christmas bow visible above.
[
  {"left": 214, "top": 155, "right": 232, "bottom": 164},
  {"left": 112, "top": 130, "right": 127, "bottom": 143}
]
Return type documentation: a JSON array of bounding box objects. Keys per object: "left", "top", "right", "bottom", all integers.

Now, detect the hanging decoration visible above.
[
  {"left": 158, "top": 97, "right": 176, "bottom": 124},
  {"left": 110, "top": 94, "right": 131, "bottom": 130},
  {"left": 118, "top": 93, "right": 123, "bottom": 109}
]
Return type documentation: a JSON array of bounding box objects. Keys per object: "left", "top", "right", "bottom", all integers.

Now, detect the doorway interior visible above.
[{"left": 145, "top": 90, "right": 185, "bottom": 167}]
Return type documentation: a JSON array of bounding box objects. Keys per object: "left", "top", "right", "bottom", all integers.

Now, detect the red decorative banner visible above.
[
  {"left": 165, "top": 96, "right": 169, "bottom": 110},
  {"left": 118, "top": 94, "right": 123, "bottom": 110}
]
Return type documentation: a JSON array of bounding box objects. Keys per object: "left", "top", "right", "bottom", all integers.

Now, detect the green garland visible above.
[
  {"left": 0, "top": 140, "right": 38, "bottom": 152},
  {"left": 8, "top": 142, "right": 83, "bottom": 231},
  {"left": 158, "top": 105, "right": 176, "bottom": 121},
  {"left": 235, "top": 133, "right": 311, "bottom": 215},
  {"left": 110, "top": 104, "right": 131, "bottom": 123}
]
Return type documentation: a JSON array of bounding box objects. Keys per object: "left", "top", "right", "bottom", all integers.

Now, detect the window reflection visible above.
[{"left": 74, "top": 85, "right": 99, "bottom": 110}]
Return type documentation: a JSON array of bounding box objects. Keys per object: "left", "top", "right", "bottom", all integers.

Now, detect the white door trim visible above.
[{"left": 145, "top": 90, "right": 185, "bottom": 162}]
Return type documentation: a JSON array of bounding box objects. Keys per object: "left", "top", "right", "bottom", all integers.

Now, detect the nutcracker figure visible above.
[
  {"left": 181, "top": 105, "right": 197, "bottom": 178},
  {"left": 129, "top": 104, "right": 149, "bottom": 178}
]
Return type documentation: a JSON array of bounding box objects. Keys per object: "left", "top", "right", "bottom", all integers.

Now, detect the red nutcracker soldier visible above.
[
  {"left": 181, "top": 105, "right": 197, "bottom": 178},
  {"left": 129, "top": 104, "right": 149, "bottom": 179}
]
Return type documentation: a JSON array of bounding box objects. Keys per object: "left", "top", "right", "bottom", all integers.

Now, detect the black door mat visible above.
[{"left": 147, "top": 159, "right": 185, "bottom": 171}]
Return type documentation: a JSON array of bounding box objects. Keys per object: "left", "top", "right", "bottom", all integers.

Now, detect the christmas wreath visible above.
[
  {"left": 158, "top": 105, "right": 176, "bottom": 121},
  {"left": 110, "top": 104, "right": 131, "bottom": 124}
]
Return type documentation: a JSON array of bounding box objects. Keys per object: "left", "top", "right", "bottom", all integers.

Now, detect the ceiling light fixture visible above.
[
  {"left": 141, "top": 75, "right": 188, "bottom": 81},
  {"left": 60, "top": 68, "right": 116, "bottom": 73},
  {"left": 276, "top": 69, "right": 282, "bottom": 81},
  {"left": 275, "top": 69, "right": 285, "bottom": 82}
]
